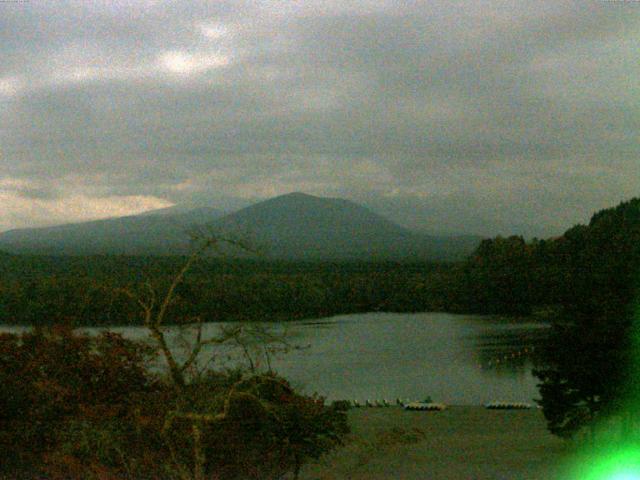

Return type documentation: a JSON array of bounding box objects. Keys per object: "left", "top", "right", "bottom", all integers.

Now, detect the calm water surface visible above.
[
  {"left": 1, "top": 312, "right": 549, "bottom": 405},
  {"left": 266, "top": 312, "right": 548, "bottom": 404}
]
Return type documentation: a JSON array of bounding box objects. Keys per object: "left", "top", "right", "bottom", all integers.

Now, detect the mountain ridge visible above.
[{"left": 0, "top": 192, "right": 480, "bottom": 260}]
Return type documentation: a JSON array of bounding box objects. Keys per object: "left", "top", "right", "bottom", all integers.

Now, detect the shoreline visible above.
[{"left": 301, "top": 405, "right": 574, "bottom": 480}]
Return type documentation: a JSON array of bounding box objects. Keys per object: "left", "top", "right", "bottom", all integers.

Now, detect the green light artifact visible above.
[
  {"left": 568, "top": 444, "right": 640, "bottom": 480},
  {"left": 566, "top": 302, "right": 640, "bottom": 480}
]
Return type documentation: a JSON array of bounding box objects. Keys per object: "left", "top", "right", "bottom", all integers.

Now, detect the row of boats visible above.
[{"left": 348, "top": 399, "right": 532, "bottom": 410}]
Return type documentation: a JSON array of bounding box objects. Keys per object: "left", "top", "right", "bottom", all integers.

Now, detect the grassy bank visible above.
[{"left": 301, "top": 406, "right": 577, "bottom": 479}]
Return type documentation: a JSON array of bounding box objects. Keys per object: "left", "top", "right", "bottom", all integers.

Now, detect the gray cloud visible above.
[{"left": 1, "top": 0, "right": 638, "bottom": 235}]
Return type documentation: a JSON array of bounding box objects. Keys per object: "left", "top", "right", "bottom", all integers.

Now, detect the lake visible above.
[
  {"left": 263, "top": 312, "right": 549, "bottom": 405},
  {"left": 1, "top": 312, "right": 549, "bottom": 405}
]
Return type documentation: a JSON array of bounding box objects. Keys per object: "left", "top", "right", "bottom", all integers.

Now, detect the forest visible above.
[
  {"left": 1, "top": 197, "right": 639, "bottom": 478},
  {"left": 2, "top": 198, "right": 638, "bottom": 326},
  {"left": 0, "top": 256, "right": 455, "bottom": 326}
]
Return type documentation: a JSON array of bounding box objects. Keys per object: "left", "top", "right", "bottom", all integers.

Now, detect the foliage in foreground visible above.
[{"left": 0, "top": 327, "right": 349, "bottom": 479}]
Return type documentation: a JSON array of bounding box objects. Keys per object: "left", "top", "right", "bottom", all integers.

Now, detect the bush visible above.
[
  {"left": 0, "top": 327, "right": 349, "bottom": 479},
  {"left": 0, "top": 326, "right": 157, "bottom": 477}
]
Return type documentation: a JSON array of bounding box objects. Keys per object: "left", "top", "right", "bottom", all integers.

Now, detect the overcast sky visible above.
[{"left": 1, "top": 0, "right": 638, "bottom": 236}]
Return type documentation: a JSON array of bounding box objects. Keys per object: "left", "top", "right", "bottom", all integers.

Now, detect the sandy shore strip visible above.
[{"left": 301, "top": 406, "right": 578, "bottom": 480}]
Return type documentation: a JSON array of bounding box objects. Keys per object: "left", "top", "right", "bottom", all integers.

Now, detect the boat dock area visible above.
[{"left": 301, "top": 405, "right": 571, "bottom": 480}]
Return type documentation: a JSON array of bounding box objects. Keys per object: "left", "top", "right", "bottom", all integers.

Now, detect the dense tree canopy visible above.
[
  {"left": 0, "top": 257, "right": 452, "bottom": 326},
  {"left": 532, "top": 198, "right": 640, "bottom": 438}
]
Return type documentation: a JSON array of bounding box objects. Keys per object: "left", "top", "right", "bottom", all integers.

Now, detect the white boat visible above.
[
  {"left": 403, "top": 402, "right": 447, "bottom": 411},
  {"left": 484, "top": 402, "right": 531, "bottom": 410}
]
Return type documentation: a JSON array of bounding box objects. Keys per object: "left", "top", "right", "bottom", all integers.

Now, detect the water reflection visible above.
[
  {"left": 268, "top": 313, "right": 551, "bottom": 404},
  {"left": 471, "top": 325, "right": 550, "bottom": 375}
]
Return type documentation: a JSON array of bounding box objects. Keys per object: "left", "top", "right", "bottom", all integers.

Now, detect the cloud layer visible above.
[{"left": 1, "top": 1, "right": 638, "bottom": 236}]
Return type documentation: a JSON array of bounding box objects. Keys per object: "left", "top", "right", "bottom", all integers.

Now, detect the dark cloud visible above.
[{"left": 0, "top": 0, "right": 638, "bottom": 234}]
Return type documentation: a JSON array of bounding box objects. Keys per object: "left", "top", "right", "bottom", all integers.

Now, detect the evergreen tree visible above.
[{"left": 534, "top": 198, "right": 640, "bottom": 439}]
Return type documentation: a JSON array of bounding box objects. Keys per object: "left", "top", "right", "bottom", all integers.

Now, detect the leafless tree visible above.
[{"left": 118, "top": 232, "right": 302, "bottom": 480}]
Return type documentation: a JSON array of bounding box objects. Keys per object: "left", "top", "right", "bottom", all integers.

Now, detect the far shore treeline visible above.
[{"left": 0, "top": 257, "right": 455, "bottom": 326}]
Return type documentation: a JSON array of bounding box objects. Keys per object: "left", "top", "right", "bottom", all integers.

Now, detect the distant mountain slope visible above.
[
  {"left": 0, "top": 193, "right": 479, "bottom": 260},
  {"left": 211, "top": 192, "right": 479, "bottom": 260},
  {"left": 0, "top": 207, "right": 223, "bottom": 255}
]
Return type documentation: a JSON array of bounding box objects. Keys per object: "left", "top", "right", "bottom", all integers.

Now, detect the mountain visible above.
[
  {"left": 212, "top": 192, "right": 479, "bottom": 260},
  {"left": 0, "top": 193, "right": 480, "bottom": 260},
  {"left": 0, "top": 206, "right": 223, "bottom": 255}
]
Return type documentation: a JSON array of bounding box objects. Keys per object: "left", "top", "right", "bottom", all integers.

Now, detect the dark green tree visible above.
[{"left": 534, "top": 198, "right": 640, "bottom": 439}]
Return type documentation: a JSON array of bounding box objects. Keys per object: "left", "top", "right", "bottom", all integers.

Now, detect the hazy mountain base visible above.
[
  {"left": 0, "top": 207, "right": 224, "bottom": 256},
  {"left": 301, "top": 406, "right": 576, "bottom": 480}
]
